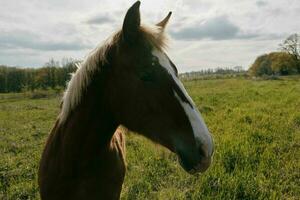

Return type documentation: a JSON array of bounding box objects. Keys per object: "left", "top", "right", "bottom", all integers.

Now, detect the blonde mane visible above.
[{"left": 59, "top": 25, "right": 167, "bottom": 123}]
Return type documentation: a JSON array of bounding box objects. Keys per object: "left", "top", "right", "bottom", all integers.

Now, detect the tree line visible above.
[
  {"left": 180, "top": 66, "right": 246, "bottom": 80},
  {"left": 1, "top": 34, "right": 299, "bottom": 93},
  {"left": 0, "top": 58, "right": 78, "bottom": 93},
  {"left": 249, "top": 33, "right": 300, "bottom": 76}
]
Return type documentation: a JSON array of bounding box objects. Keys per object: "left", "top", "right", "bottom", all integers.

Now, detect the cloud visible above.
[
  {"left": 256, "top": 0, "right": 267, "bottom": 7},
  {"left": 0, "top": 0, "right": 299, "bottom": 70},
  {"left": 0, "top": 30, "right": 90, "bottom": 51},
  {"left": 86, "top": 15, "right": 115, "bottom": 25},
  {"left": 170, "top": 16, "right": 257, "bottom": 41}
]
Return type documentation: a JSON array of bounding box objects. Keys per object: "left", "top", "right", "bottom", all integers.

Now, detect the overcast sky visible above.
[{"left": 0, "top": 0, "right": 299, "bottom": 72}]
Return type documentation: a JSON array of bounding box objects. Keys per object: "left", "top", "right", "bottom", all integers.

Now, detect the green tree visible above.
[
  {"left": 269, "top": 52, "right": 298, "bottom": 75},
  {"left": 0, "top": 58, "right": 79, "bottom": 93},
  {"left": 249, "top": 52, "right": 299, "bottom": 76}
]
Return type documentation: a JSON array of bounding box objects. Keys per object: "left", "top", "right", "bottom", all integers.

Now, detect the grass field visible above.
[{"left": 0, "top": 77, "right": 299, "bottom": 199}]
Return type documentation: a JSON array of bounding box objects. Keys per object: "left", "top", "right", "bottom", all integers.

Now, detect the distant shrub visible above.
[
  {"left": 30, "top": 91, "right": 48, "bottom": 99},
  {"left": 261, "top": 75, "right": 281, "bottom": 80},
  {"left": 249, "top": 52, "right": 300, "bottom": 76},
  {"left": 29, "top": 90, "right": 59, "bottom": 99}
]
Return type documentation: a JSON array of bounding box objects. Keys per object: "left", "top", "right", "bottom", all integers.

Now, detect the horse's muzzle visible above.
[
  {"left": 177, "top": 144, "right": 213, "bottom": 174},
  {"left": 187, "top": 156, "right": 212, "bottom": 174}
]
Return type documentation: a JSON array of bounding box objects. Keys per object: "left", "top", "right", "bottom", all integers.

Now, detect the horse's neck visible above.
[
  {"left": 39, "top": 64, "right": 127, "bottom": 199},
  {"left": 39, "top": 90, "right": 126, "bottom": 199},
  {"left": 47, "top": 83, "right": 118, "bottom": 173}
]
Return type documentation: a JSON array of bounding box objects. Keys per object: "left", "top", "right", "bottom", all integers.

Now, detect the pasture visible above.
[{"left": 0, "top": 77, "right": 299, "bottom": 199}]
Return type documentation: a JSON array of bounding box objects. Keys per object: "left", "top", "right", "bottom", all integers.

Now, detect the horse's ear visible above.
[
  {"left": 156, "top": 12, "right": 172, "bottom": 29},
  {"left": 122, "top": 1, "right": 141, "bottom": 42}
]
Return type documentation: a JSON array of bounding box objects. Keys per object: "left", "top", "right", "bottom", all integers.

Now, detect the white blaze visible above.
[{"left": 152, "top": 49, "right": 213, "bottom": 156}]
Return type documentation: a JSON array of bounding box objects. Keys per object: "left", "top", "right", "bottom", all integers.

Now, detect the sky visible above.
[{"left": 0, "top": 0, "right": 299, "bottom": 72}]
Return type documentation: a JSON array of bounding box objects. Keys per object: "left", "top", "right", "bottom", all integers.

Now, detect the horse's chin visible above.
[{"left": 178, "top": 155, "right": 212, "bottom": 175}]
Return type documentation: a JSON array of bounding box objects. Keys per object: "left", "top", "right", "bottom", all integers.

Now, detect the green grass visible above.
[{"left": 0, "top": 77, "right": 299, "bottom": 199}]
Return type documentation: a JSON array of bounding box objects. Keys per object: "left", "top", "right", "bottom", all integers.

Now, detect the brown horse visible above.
[{"left": 38, "top": 1, "right": 214, "bottom": 199}]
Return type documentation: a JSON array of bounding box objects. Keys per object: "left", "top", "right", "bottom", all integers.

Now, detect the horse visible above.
[{"left": 38, "top": 1, "right": 214, "bottom": 199}]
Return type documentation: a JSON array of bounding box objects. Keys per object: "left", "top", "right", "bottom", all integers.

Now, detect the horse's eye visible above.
[{"left": 138, "top": 56, "right": 159, "bottom": 83}]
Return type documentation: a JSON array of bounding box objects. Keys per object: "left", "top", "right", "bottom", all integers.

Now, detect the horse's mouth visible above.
[{"left": 178, "top": 155, "right": 212, "bottom": 174}]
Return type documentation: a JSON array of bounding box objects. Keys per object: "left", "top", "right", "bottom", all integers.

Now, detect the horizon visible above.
[
  {"left": 0, "top": 0, "right": 299, "bottom": 73},
  {"left": 0, "top": 62, "right": 247, "bottom": 74}
]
